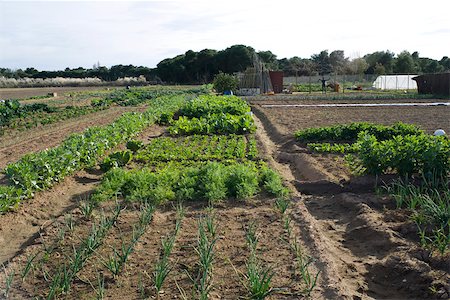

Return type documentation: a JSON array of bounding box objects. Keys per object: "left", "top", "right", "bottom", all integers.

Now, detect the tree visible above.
[
  {"left": 329, "top": 50, "right": 348, "bottom": 74},
  {"left": 258, "top": 50, "right": 278, "bottom": 70},
  {"left": 373, "top": 63, "right": 386, "bottom": 75},
  {"left": 394, "top": 51, "right": 416, "bottom": 74},
  {"left": 311, "top": 50, "right": 332, "bottom": 75},
  {"left": 439, "top": 56, "right": 450, "bottom": 71},
  {"left": 419, "top": 58, "right": 443, "bottom": 73},
  {"left": 346, "top": 58, "right": 368, "bottom": 75},
  {"left": 364, "top": 50, "right": 395, "bottom": 74},
  {"left": 216, "top": 45, "right": 255, "bottom": 74}
]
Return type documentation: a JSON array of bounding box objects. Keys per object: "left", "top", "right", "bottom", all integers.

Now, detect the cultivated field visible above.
[{"left": 0, "top": 88, "right": 449, "bottom": 299}]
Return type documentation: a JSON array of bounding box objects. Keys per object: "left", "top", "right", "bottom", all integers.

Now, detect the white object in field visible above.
[
  {"left": 373, "top": 75, "right": 418, "bottom": 90},
  {"left": 434, "top": 129, "right": 446, "bottom": 136}
]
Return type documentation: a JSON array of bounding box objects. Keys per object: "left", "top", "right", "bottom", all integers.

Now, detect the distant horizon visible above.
[
  {"left": 1, "top": 46, "right": 448, "bottom": 72},
  {"left": 1, "top": 0, "right": 449, "bottom": 71}
]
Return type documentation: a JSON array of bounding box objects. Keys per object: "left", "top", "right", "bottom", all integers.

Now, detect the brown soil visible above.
[
  {"left": 251, "top": 102, "right": 450, "bottom": 135},
  {"left": 245, "top": 94, "right": 447, "bottom": 104}
]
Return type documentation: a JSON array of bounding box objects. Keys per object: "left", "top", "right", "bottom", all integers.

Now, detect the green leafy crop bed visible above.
[
  {"left": 92, "top": 161, "right": 287, "bottom": 204},
  {"left": 134, "top": 134, "right": 258, "bottom": 163},
  {"left": 168, "top": 95, "right": 256, "bottom": 135},
  {"left": 92, "top": 94, "right": 288, "bottom": 206},
  {"left": 296, "top": 122, "right": 450, "bottom": 254},
  {"left": 0, "top": 94, "right": 186, "bottom": 213}
]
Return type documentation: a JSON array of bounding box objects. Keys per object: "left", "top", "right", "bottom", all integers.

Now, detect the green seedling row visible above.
[{"left": 135, "top": 134, "right": 258, "bottom": 163}]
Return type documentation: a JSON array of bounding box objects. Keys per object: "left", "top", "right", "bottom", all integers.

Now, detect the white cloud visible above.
[{"left": 0, "top": 0, "right": 449, "bottom": 70}]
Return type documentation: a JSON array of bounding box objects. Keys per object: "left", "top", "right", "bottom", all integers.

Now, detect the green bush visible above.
[
  {"left": 169, "top": 113, "right": 256, "bottom": 135},
  {"left": 227, "top": 164, "right": 259, "bottom": 199},
  {"left": 213, "top": 72, "right": 238, "bottom": 94},
  {"left": 179, "top": 95, "right": 250, "bottom": 118}
]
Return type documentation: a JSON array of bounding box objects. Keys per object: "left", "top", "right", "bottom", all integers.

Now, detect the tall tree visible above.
[
  {"left": 364, "top": 50, "right": 395, "bottom": 74},
  {"left": 394, "top": 51, "right": 416, "bottom": 74},
  {"left": 329, "top": 50, "right": 348, "bottom": 74},
  {"left": 346, "top": 57, "right": 368, "bottom": 75},
  {"left": 258, "top": 50, "right": 278, "bottom": 70},
  {"left": 311, "top": 50, "right": 332, "bottom": 75},
  {"left": 216, "top": 45, "right": 255, "bottom": 74}
]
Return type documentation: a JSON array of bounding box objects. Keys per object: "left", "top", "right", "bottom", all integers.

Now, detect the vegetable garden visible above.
[
  {"left": 0, "top": 90, "right": 323, "bottom": 299},
  {"left": 0, "top": 88, "right": 449, "bottom": 299}
]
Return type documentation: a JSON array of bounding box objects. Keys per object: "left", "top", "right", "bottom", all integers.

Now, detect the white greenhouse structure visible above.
[{"left": 372, "top": 75, "right": 418, "bottom": 90}]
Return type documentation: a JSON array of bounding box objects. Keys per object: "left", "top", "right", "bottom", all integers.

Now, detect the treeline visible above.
[
  {"left": 1, "top": 45, "right": 449, "bottom": 85},
  {"left": 0, "top": 65, "right": 158, "bottom": 82}
]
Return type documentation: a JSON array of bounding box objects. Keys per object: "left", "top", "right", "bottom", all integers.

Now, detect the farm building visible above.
[
  {"left": 372, "top": 75, "right": 418, "bottom": 90},
  {"left": 413, "top": 73, "right": 450, "bottom": 96}
]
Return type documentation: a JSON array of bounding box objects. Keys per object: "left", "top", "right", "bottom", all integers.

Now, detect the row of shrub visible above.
[{"left": 355, "top": 133, "right": 450, "bottom": 177}]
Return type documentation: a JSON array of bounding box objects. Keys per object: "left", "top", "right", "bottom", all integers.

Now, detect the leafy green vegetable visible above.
[{"left": 295, "top": 122, "right": 423, "bottom": 142}]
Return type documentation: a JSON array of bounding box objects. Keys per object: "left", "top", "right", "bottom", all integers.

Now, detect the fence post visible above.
[
  {"left": 343, "top": 74, "right": 345, "bottom": 93},
  {"left": 309, "top": 75, "right": 311, "bottom": 94}
]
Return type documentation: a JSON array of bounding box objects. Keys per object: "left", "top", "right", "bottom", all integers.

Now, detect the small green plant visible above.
[
  {"left": 245, "top": 222, "right": 259, "bottom": 253},
  {"left": 243, "top": 221, "right": 273, "bottom": 299},
  {"left": 64, "top": 213, "right": 75, "bottom": 232},
  {"left": 126, "top": 140, "right": 144, "bottom": 153},
  {"left": 275, "top": 198, "right": 289, "bottom": 215},
  {"left": 100, "top": 150, "right": 133, "bottom": 172},
  {"left": 102, "top": 250, "right": 122, "bottom": 278},
  {"left": 153, "top": 203, "right": 183, "bottom": 297},
  {"left": 192, "top": 214, "right": 217, "bottom": 299},
  {"left": 21, "top": 252, "right": 38, "bottom": 281},
  {"left": 96, "top": 272, "right": 105, "bottom": 300},
  {"left": 79, "top": 199, "right": 96, "bottom": 218},
  {"left": 153, "top": 258, "right": 171, "bottom": 296},
  {"left": 3, "top": 266, "right": 15, "bottom": 299},
  {"left": 246, "top": 260, "right": 274, "bottom": 299},
  {"left": 290, "top": 240, "right": 320, "bottom": 296}
]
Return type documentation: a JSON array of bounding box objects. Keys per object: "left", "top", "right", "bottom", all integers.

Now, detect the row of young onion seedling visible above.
[
  {"left": 151, "top": 203, "right": 185, "bottom": 299},
  {"left": 275, "top": 198, "right": 320, "bottom": 297},
  {"left": 1, "top": 201, "right": 122, "bottom": 299},
  {"left": 45, "top": 201, "right": 124, "bottom": 299}
]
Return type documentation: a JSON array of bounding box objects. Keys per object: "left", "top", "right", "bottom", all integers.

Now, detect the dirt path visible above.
[
  {"left": 252, "top": 105, "right": 450, "bottom": 299},
  {"left": 0, "top": 106, "right": 146, "bottom": 170}
]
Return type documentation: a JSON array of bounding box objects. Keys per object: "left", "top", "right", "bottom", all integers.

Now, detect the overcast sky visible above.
[{"left": 1, "top": 0, "right": 449, "bottom": 71}]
